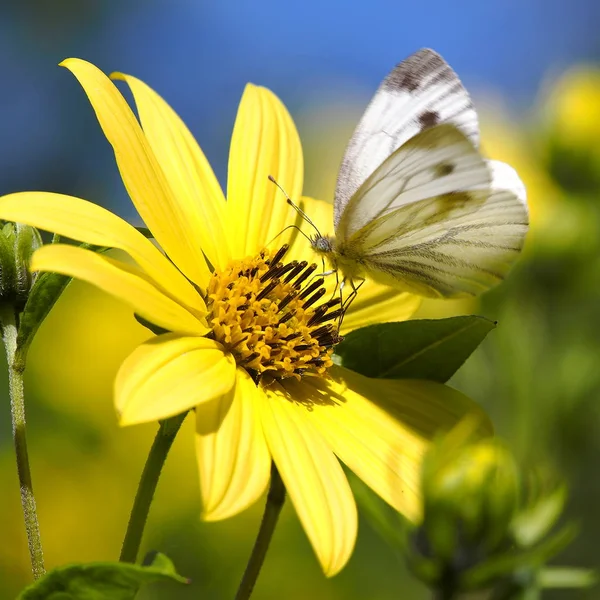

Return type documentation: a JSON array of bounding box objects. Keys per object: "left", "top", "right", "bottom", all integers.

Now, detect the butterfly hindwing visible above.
[
  {"left": 334, "top": 48, "right": 480, "bottom": 227},
  {"left": 336, "top": 126, "right": 528, "bottom": 298}
]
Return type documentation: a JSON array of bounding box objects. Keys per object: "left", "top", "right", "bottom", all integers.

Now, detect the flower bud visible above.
[
  {"left": 422, "top": 439, "right": 520, "bottom": 560},
  {"left": 0, "top": 222, "right": 42, "bottom": 311},
  {"left": 406, "top": 423, "right": 584, "bottom": 596}
]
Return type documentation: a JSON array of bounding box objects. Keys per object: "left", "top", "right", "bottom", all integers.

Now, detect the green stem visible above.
[
  {"left": 119, "top": 412, "right": 187, "bottom": 563},
  {"left": 0, "top": 304, "right": 45, "bottom": 579},
  {"left": 235, "top": 463, "right": 286, "bottom": 600},
  {"left": 434, "top": 580, "right": 458, "bottom": 600}
]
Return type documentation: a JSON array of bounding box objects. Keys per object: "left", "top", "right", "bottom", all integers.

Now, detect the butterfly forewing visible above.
[
  {"left": 337, "top": 124, "right": 490, "bottom": 242},
  {"left": 334, "top": 48, "right": 480, "bottom": 227}
]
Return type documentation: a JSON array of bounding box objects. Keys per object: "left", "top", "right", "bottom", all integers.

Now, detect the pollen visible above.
[{"left": 206, "top": 245, "right": 343, "bottom": 382}]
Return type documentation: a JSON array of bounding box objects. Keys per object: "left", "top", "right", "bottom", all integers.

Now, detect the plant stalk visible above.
[
  {"left": 235, "top": 463, "right": 286, "bottom": 600},
  {"left": 1, "top": 304, "right": 45, "bottom": 579},
  {"left": 119, "top": 412, "right": 187, "bottom": 563}
]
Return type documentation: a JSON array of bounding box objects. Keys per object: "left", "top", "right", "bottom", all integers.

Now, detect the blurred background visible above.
[{"left": 0, "top": 0, "right": 599, "bottom": 597}]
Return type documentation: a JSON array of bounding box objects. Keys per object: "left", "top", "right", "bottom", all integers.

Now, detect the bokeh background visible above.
[{"left": 1, "top": 0, "right": 599, "bottom": 597}]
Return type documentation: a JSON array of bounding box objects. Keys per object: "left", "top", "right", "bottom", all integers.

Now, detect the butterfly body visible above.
[
  {"left": 308, "top": 49, "right": 528, "bottom": 300},
  {"left": 310, "top": 233, "right": 365, "bottom": 283}
]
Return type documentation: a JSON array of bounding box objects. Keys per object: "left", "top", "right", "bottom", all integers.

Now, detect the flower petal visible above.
[
  {"left": 258, "top": 382, "right": 357, "bottom": 576},
  {"left": 304, "top": 366, "right": 491, "bottom": 522},
  {"left": 32, "top": 244, "right": 207, "bottom": 336},
  {"left": 196, "top": 368, "right": 271, "bottom": 521},
  {"left": 339, "top": 283, "right": 421, "bottom": 335},
  {"left": 112, "top": 73, "right": 232, "bottom": 270},
  {"left": 289, "top": 197, "right": 421, "bottom": 333},
  {"left": 61, "top": 58, "right": 210, "bottom": 286},
  {"left": 227, "top": 84, "right": 303, "bottom": 257},
  {"left": 0, "top": 192, "right": 204, "bottom": 312},
  {"left": 115, "top": 334, "right": 236, "bottom": 426}
]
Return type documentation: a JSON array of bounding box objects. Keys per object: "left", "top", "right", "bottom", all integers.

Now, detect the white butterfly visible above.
[{"left": 306, "top": 48, "right": 528, "bottom": 300}]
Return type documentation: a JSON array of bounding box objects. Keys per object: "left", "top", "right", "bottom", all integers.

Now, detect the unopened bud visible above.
[{"left": 0, "top": 222, "right": 42, "bottom": 311}]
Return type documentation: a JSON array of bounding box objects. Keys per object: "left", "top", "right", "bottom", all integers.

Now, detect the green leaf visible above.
[
  {"left": 538, "top": 567, "right": 597, "bottom": 589},
  {"left": 17, "top": 552, "right": 189, "bottom": 600},
  {"left": 15, "top": 243, "right": 108, "bottom": 369},
  {"left": 512, "top": 485, "right": 567, "bottom": 548},
  {"left": 462, "top": 524, "right": 578, "bottom": 590},
  {"left": 334, "top": 316, "right": 496, "bottom": 382},
  {"left": 134, "top": 314, "right": 170, "bottom": 336},
  {"left": 15, "top": 271, "right": 71, "bottom": 369},
  {"left": 135, "top": 226, "right": 154, "bottom": 239}
]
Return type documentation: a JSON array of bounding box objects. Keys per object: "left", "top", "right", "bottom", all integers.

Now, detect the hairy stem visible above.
[{"left": 1, "top": 304, "right": 45, "bottom": 579}]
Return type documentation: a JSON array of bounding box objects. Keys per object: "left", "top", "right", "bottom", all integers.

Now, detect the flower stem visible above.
[
  {"left": 119, "top": 412, "right": 187, "bottom": 563},
  {"left": 0, "top": 304, "right": 45, "bottom": 579},
  {"left": 235, "top": 463, "right": 286, "bottom": 600}
]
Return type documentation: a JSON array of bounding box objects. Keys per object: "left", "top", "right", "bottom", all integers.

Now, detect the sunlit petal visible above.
[
  {"left": 196, "top": 369, "right": 271, "bottom": 521},
  {"left": 116, "top": 334, "right": 236, "bottom": 425},
  {"left": 113, "top": 73, "right": 232, "bottom": 269},
  {"left": 304, "top": 366, "right": 491, "bottom": 522},
  {"left": 258, "top": 382, "right": 357, "bottom": 576},
  {"left": 339, "top": 284, "right": 421, "bottom": 334},
  {"left": 0, "top": 191, "right": 203, "bottom": 312},
  {"left": 32, "top": 244, "right": 207, "bottom": 336},
  {"left": 61, "top": 58, "right": 210, "bottom": 286},
  {"left": 227, "top": 84, "right": 303, "bottom": 257}
]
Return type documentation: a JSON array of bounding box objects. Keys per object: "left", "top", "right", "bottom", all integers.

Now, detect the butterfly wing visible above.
[
  {"left": 336, "top": 124, "right": 528, "bottom": 298},
  {"left": 334, "top": 48, "right": 479, "bottom": 227}
]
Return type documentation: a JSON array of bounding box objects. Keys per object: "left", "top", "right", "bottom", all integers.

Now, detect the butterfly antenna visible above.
[{"left": 268, "top": 175, "right": 322, "bottom": 238}]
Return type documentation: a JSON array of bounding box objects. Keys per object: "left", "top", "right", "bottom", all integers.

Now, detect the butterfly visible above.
[{"left": 302, "top": 48, "right": 529, "bottom": 302}]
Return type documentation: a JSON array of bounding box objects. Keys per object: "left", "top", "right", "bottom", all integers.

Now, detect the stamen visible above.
[
  {"left": 294, "top": 263, "right": 317, "bottom": 287},
  {"left": 205, "top": 247, "right": 345, "bottom": 383},
  {"left": 267, "top": 244, "right": 289, "bottom": 267},
  {"left": 298, "top": 278, "right": 325, "bottom": 300},
  {"left": 284, "top": 261, "right": 307, "bottom": 283},
  {"left": 256, "top": 279, "right": 280, "bottom": 300},
  {"left": 302, "top": 287, "right": 326, "bottom": 308}
]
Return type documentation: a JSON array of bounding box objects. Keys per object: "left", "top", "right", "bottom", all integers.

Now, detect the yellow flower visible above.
[{"left": 0, "top": 59, "right": 490, "bottom": 576}]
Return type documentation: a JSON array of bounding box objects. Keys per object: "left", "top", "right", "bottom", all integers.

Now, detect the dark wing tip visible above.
[{"left": 383, "top": 48, "right": 455, "bottom": 93}]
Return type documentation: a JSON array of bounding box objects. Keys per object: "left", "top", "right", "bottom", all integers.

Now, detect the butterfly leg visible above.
[{"left": 341, "top": 277, "right": 366, "bottom": 319}]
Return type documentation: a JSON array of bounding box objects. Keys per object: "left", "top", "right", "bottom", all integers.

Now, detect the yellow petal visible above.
[
  {"left": 258, "top": 382, "right": 357, "bottom": 576},
  {"left": 0, "top": 192, "right": 204, "bottom": 313},
  {"left": 112, "top": 73, "right": 232, "bottom": 270},
  {"left": 196, "top": 368, "right": 271, "bottom": 521},
  {"left": 339, "top": 284, "right": 421, "bottom": 335},
  {"left": 306, "top": 366, "right": 491, "bottom": 522},
  {"left": 32, "top": 244, "right": 207, "bottom": 336},
  {"left": 227, "top": 84, "right": 303, "bottom": 257},
  {"left": 289, "top": 197, "right": 421, "bottom": 333},
  {"left": 116, "top": 334, "right": 236, "bottom": 426},
  {"left": 60, "top": 58, "right": 210, "bottom": 287}
]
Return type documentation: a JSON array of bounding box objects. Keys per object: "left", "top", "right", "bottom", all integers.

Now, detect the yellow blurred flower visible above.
[
  {"left": 546, "top": 67, "right": 600, "bottom": 150},
  {"left": 0, "top": 59, "right": 488, "bottom": 576}
]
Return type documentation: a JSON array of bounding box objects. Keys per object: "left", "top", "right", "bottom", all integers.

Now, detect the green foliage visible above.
[
  {"left": 14, "top": 242, "right": 108, "bottom": 369},
  {"left": 17, "top": 553, "right": 188, "bottom": 600},
  {"left": 334, "top": 316, "right": 496, "bottom": 381},
  {"left": 406, "top": 426, "right": 595, "bottom": 597}
]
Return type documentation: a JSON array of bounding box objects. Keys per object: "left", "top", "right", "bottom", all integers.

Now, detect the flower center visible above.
[{"left": 206, "top": 245, "right": 343, "bottom": 382}]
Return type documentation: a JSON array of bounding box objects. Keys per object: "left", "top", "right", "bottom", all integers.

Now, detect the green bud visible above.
[
  {"left": 406, "top": 423, "right": 588, "bottom": 596},
  {"left": 423, "top": 439, "right": 520, "bottom": 557},
  {"left": 0, "top": 221, "right": 42, "bottom": 311}
]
